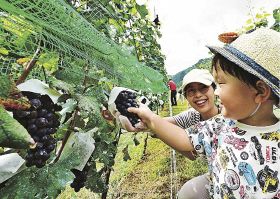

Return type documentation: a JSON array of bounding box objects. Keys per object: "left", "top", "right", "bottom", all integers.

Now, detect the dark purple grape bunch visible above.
[
  {"left": 70, "top": 164, "right": 90, "bottom": 192},
  {"left": 13, "top": 92, "right": 61, "bottom": 168},
  {"left": 115, "top": 90, "right": 140, "bottom": 126}
]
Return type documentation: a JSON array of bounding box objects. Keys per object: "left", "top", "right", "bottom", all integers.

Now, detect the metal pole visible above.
[{"left": 168, "top": 90, "right": 178, "bottom": 198}]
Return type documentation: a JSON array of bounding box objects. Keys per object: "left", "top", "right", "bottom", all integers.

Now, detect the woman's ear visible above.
[{"left": 254, "top": 80, "right": 271, "bottom": 103}]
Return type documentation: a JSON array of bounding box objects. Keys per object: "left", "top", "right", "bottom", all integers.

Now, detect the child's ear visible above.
[{"left": 254, "top": 80, "right": 271, "bottom": 103}]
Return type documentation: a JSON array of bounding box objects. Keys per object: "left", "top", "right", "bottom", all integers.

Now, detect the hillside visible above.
[{"left": 172, "top": 57, "right": 212, "bottom": 87}]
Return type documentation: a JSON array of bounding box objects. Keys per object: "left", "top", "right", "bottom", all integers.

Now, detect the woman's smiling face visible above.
[{"left": 185, "top": 82, "right": 216, "bottom": 114}]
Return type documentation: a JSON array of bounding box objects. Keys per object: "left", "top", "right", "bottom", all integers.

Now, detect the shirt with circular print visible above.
[{"left": 186, "top": 115, "right": 280, "bottom": 199}]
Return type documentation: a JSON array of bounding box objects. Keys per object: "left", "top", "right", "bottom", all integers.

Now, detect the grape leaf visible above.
[
  {"left": 49, "top": 77, "right": 75, "bottom": 95},
  {"left": 0, "top": 75, "right": 31, "bottom": 111},
  {"left": 84, "top": 112, "right": 114, "bottom": 135},
  {"left": 55, "top": 118, "right": 71, "bottom": 140},
  {"left": 76, "top": 95, "right": 100, "bottom": 115},
  {"left": 0, "top": 47, "right": 9, "bottom": 55},
  {"left": 0, "top": 164, "right": 74, "bottom": 198},
  {"left": 136, "top": 4, "right": 148, "bottom": 18},
  {"left": 59, "top": 98, "right": 77, "bottom": 123},
  {"left": 37, "top": 52, "right": 59, "bottom": 74},
  {"left": 93, "top": 142, "right": 116, "bottom": 166},
  {"left": 0, "top": 106, "right": 34, "bottom": 149},
  {"left": 55, "top": 63, "right": 84, "bottom": 86},
  {"left": 89, "top": 127, "right": 117, "bottom": 167},
  {"left": 0, "top": 75, "right": 18, "bottom": 98},
  {"left": 85, "top": 161, "right": 108, "bottom": 193}
]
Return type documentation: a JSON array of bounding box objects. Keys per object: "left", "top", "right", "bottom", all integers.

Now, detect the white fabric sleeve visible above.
[{"left": 173, "top": 108, "right": 200, "bottom": 129}]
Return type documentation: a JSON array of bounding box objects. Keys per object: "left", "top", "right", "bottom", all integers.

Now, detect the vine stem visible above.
[
  {"left": 128, "top": 19, "right": 141, "bottom": 62},
  {"left": 101, "top": 128, "right": 122, "bottom": 199},
  {"left": 53, "top": 109, "right": 79, "bottom": 163},
  {"left": 54, "top": 63, "right": 89, "bottom": 163},
  {"left": 16, "top": 42, "right": 41, "bottom": 85},
  {"left": 141, "top": 133, "right": 149, "bottom": 160}
]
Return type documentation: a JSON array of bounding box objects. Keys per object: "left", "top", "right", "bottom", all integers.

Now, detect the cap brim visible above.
[{"left": 181, "top": 79, "right": 212, "bottom": 91}]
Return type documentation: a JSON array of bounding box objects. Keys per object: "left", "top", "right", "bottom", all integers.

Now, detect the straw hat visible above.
[
  {"left": 207, "top": 28, "right": 280, "bottom": 97},
  {"left": 181, "top": 69, "right": 214, "bottom": 91}
]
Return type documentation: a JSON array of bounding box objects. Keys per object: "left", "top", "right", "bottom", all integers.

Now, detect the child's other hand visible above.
[{"left": 127, "top": 103, "right": 156, "bottom": 127}]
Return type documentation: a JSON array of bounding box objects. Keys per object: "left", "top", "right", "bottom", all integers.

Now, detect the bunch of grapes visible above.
[
  {"left": 13, "top": 92, "right": 61, "bottom": 168},
  {"left": 115, "top": 90, "right": 140, "bottom": 126},
  {"left": 70, "top": 164, "right": 90, "bottom": 192}
]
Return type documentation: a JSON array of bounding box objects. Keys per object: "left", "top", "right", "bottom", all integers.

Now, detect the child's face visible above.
[
  {"left": 213, "top": 64, "right": 258, "bottom": 123},
  {"left": 185, "top": 82, "right": 216, "bottom": 114}
]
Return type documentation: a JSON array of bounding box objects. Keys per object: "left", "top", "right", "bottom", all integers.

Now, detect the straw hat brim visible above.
[{"left": 207, "top": 45, "right": 280, "bottom": 98}]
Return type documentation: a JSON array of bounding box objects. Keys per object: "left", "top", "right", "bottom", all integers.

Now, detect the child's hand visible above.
[
  {"left": 127, "top": 103, "right": 157, "bottom": 128},
  {"left": 116, "top": 111, "right": 148, "bottom": 132}
]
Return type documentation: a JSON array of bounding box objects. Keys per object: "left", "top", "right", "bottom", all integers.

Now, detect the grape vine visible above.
[{"left": 0, "top": 0, "right": 167, "bottom": 198}]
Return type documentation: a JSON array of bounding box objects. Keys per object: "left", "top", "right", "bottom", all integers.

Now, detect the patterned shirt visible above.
[
  {"left": 173, "top": 107, "right": 221, "bottom": 129},
  {"left": 186, "top": 115, "right": 280, "bottom": 199},
  {"left": 173, "top": 108, "right": 201, "bottom": 128}
]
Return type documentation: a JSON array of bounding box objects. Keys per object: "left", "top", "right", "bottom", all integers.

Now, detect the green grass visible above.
[{"left": 57, "top": 186, "right": 99, "bottom": 199}]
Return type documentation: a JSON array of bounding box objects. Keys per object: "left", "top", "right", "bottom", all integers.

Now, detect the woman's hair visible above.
[
  {"left": 212, "top": 53, "right": 278, "bottom": 104},
  {"left": 211, "top": 82, "right": 216, "bottom": 90},
  {"left": 184, "top": 82, "right": 216, "bottom": 91}
]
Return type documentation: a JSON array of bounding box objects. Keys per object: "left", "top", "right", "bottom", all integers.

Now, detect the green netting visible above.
[{"left": 0, "top": 0, "right": 167, "bottom": 93}]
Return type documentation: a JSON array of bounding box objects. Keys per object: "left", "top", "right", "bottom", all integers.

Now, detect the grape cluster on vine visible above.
[
  {"left": 13, "top": 92, "right": 61, "bottom": 168},
  {"left": 115, "top": 90, "right": 140, "bottom": 126},
  {"left": 70, "top": 163, "right": 90, "bottom": 192}
]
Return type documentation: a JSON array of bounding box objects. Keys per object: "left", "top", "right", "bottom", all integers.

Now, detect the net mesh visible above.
[{"left": 0, "top": 0, "right": 167, "bottom": 93}]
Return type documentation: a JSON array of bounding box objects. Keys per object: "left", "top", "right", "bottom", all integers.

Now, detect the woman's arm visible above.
[
  {"left": 149, "top": 115, "right": 194, "bottom": 153},
  {"left": 164, "top": 116, "right": 197, "bottom": 160},
  {"left": 164, "top": 116, "right": 177, "bottom": 124}
]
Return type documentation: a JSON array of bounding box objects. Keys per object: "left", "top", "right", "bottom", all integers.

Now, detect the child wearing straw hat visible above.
[{"left": 128, "top": 28, "right": 280, "bottom": 199}]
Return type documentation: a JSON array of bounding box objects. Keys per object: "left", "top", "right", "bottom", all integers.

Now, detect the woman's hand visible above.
[{"left": 127, "top": 103, "right": 157, "bottom": 128}]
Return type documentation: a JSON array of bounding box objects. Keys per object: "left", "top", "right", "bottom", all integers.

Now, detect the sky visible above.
[{"left": 140, "top": 0, "right": 280, "bottom": 75}]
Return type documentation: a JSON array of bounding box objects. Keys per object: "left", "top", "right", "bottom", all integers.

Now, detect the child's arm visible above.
[{"left": 128, "top": 104, "right": 194, "bottom": 153}]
